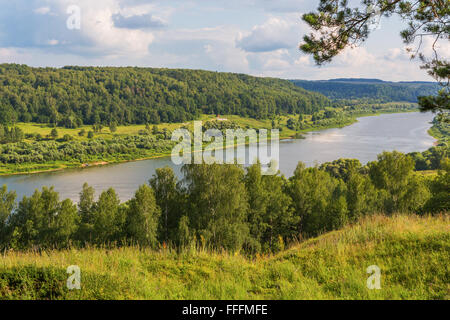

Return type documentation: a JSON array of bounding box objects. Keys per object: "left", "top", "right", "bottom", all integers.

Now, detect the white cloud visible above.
[
  {"left": 0, "top": 0, "right": 437, "bottom": 81},
  {"left": 294, "top": 55, "right": 311, "bottom": 66},
  {"left": 334, "top": 47, "right": 376, "bottom": 67},
  {"left": 112, "top": 13, "right": 167, "bottom": 29},
  {"left": 203, "top": 42, "right": 249, "bottom": 72},
  {"left": 413, "top": 36, "right": 450, "bottom": 60},
  {"left": 237, "top": 16, "right": 302, "bottom": 52},
  {"left": 0, "top": 48, "right": 33, "bottom": 64},
  {"left": 43, "top": 0, "right": 159, "bottom": 57},
  {"left": 247, "top": 49, "right": 294, "bottom": 74},
  {"left": 34, "top": 7, "right": 51, "bottom": 15},
  {"left": 0, "top": 48, "right": 16, "bottom": 60},
  {"left": 2, "top": 0, "right": 160, "bottom": 57}
]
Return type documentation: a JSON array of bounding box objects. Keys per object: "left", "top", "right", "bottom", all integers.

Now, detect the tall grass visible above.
[{"left": 1, "top": 214, "right": 448, "bottom": 300}]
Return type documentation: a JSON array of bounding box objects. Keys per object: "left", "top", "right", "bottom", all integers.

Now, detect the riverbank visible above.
[
  {"left": 428, "top": 119, "right": 449, "bottom": 145},
  {"left": 0, "top": 108, "right": 422, "bottom": 177}
]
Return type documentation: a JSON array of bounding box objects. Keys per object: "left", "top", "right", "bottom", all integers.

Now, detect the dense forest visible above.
[
  {"left": 0, "top": 151, "right": 448, "bottom": 253},
  {"left": 0, "top": 64, "right": 330, "bottom": 126},
  {"left": 291, "top": 79, "right": 440, "bottom": 103}
]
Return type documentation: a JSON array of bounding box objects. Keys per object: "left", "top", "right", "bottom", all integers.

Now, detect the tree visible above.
[
  {"left": 91, "top": 188, "right": 124, "bottom": 244},
  {"left": 0, "top": 104, "right": 18, "bottom": 125},
  {"left": 0, "top": 185, "right": 16, "bottom": 246},
  {"left": 258, "top": 171, "right": 297, "bottom": 252},
  {"left": 177, "top": 215, "right": 192, "bottom": 248},
  {"left": 50, "top": 199, "right": 79, "bottom": 248},
  {"left": 345, "top": 170, "right": 382, "bottom": 221},
  {"left": 244, "top": 163, "right": 267, "bottom": 253},
  {"left": 109, "top": 122, "right": 117, "bottom": 133},
  {"left": 126, "top": 185, "right": 161, "bottom": 247},
  {"left": 245, "top": 163, "right": 297, "bottom": 253},
  {"left": 289, "top": 163, "right": 348, "bottom": 236},
  {"left": 149, "top": 167, "right": 181, "bottom": 244},
  {"left": 87, "top": 131, "right": 94, "bottom": 139},
  {"left": 93, "top": 124, "right": 103, "bottom": 133},
  {"left": 368, "top": 151, "right": 430, "bottom": 213},
  {"left": 423, "top": 159, "right": 450, "bottom": 213},
  {"left": 7, "top": 187, "right": 78, "bottom": 249},
  {"left": 182, "top": 163, "right": 249, "bottom": 251},
  {"left": 320, "top": 159, "right": 363, "bottom": 182},
  {"left": 301, "top": 0, "right": 449, "bottom": 116},
  {"left": 0, "top": 126, "right": 24, "bottom": 144},
  {"left": 77, "top": 183, "right": 95, "bottom": 242},
  {"left": 287, "top": 118, "right": 298, "bottom": 130},
  {"left": 8, "top": 187, "right": 57, "bottom": 248},
  {"left": 78, "top": 129, "right": 86, "bottom": 137},
  {"left": 50, "top": 128, "right": 58, "bottom": 139}
]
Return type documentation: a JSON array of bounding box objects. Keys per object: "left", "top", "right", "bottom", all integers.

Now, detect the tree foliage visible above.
[
  {"left": 0, "top": 151, "right": 447, "bottom": 253},
  {"left": 292, "top": 79, "right": 440, "bottom": 103},
  {"left": 300, "top": 0, "right": 449, "bottom": 115},
  {"left": 0, "top": 64, "right": 330, "bottom": 126}
]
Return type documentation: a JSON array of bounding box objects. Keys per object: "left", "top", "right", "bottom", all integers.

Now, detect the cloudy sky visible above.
[{"left": 0, "top": 0, "right": 445, "bottom": 81}]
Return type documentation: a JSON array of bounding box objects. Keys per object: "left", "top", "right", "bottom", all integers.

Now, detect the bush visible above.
[
  {"left": 62, "top": 134, "right": 73, "bottom": 142},
  {"left": 0, "top": 266, "right": 69, "bottom": 300},
  {"left": 50, "top": 128, "right": 58, "bottom": 139}
]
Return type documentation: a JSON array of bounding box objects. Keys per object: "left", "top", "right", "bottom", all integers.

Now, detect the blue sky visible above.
[{"left": 0, "top": 0, "right": 444, "bottom": 81}]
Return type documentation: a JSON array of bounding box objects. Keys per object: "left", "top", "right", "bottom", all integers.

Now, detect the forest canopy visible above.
[
  {"left": 291, "top": 79, "right": 440, "bottom": 103},
  {"left": 0, "top": 64, "right": 330, "bottom": 127}
]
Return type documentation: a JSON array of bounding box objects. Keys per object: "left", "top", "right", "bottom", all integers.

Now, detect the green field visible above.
[{"left": 1, "top": 214, "right": 448, "bottom": 300}]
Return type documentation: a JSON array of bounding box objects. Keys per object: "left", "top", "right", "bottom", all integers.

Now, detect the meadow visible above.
[{"left": 1, "top": 214, "right": 448, "bottom": 300}]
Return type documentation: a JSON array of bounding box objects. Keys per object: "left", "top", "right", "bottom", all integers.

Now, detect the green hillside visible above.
[
  {"left": 1, "top": 214, "right": 448, "bottom": 300},
  {"left": 291, "top": 79, "right": 440, "bottom": 103},
  {"left": 0, "top": 64, "right": 330, "bottom": 126}
]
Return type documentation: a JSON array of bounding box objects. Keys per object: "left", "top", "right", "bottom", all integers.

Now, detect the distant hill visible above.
[
  {"left": 291, "top": 78, "right": 441, "bottom": 102},
  {"left": 0, "top": 64, "right": 330, "bottom": 126},
  {"left": 327, "top": 78, "right": 386, "bottom": 83}
]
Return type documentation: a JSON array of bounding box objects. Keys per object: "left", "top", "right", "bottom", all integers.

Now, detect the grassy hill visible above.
[{"left": 0, "top": 214, "right": 448, "bottom": 300}]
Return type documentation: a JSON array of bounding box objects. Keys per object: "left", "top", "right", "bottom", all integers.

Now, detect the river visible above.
[{"left": 0, "top": 112, "right": 436, "bottom": 202}]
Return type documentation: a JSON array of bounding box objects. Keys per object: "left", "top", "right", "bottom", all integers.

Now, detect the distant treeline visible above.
[
  {"left": 291, "top": 79, "right": 440, "bottom": 103},
  {"left": 0, "top": 64, "right": 330, "bottom": 127},
  {"left": 0, "top": 151, "right": 448, "bottom": 253}
]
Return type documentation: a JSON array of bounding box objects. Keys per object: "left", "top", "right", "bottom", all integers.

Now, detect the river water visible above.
[{"left": 0, "top": 112, "right": 436, "bottom": 202}]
